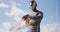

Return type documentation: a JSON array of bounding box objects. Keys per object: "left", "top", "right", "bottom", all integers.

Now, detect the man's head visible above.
[{"left": 30, "top": 0, "right": 37, "bottom": 11}]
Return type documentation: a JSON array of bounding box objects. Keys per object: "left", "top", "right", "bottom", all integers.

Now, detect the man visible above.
[{"left": 22, "top": 0, "right": 43, "bottom": 32}]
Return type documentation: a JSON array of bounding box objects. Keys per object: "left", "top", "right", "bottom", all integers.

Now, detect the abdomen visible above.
[{"left": 28, "top": 25, "right": 37, "bottom": 32}]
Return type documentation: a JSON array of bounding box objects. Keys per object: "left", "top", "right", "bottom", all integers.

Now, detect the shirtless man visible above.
[{"left": 22, "top": 0, "right": 43, "bottom": 32}]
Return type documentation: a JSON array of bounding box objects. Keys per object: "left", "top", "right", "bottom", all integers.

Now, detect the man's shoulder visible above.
[
  {"left": 36, "top": 10, "right": 43, "bottom": 16},
  {"left": 37, "top": 10, "right": 43, "bottom": 14}
]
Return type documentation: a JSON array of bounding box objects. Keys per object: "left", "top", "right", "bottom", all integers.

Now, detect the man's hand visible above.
[{"left": 22, "top": 14, "right": 29, "bottom": 20}]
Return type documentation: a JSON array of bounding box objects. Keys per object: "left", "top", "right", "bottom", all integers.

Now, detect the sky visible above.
[{"left": 0, "top": 0, "right": 60, "bottom": 32}]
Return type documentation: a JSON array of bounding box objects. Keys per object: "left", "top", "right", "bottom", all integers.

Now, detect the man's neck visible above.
[{"left": 33, "top": 9, "right": 38, "bottom": 12}]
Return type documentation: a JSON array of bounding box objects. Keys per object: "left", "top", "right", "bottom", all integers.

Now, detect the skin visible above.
[{"left": 30, "top": 0, "right": 37, "bottom": 11}]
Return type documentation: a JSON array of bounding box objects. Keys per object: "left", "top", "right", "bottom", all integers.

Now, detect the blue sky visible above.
[
  {"left": 0, "top": 0, "right": 60, "bottom": 32},
  {"left": 58, "top": 0, "right": 60, "bottom": 22}
]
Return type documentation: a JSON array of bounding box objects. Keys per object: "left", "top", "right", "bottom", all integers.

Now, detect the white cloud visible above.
[
  {"left": 11, "top": 1, "right": 21, "bottom": 6},
  {"left": 4, "top": 2, "right": 30, "bottom": 32},
  {"left": 0, "top": 28, "right": 7, "bottom": 32},
  {"left": 0, "top": 3, "right": 8, "bottom": 8},
  {"left": 8, "top": 20, "right": 27, "bottom": 32},
  {"left": 0, "top": 29, "right": 3, "bottom": 32},
  {"left": 2, "top": 22, "right": 12, "bottom": 30},
  {"left": 4, "top": 4, "right": 29, "bottom": 23},
  {"left": 5, "top": 4, "right": 29, "bottom": 17},
  {"left": 40, "top": 23, "right": 60, "bottom": 32}
]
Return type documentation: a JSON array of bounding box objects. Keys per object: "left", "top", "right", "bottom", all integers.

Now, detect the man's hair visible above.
[{"left": 30, "top": 0, "right": 37, "bottom": 7}]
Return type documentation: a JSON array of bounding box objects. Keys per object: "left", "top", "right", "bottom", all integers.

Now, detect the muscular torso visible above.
[{"left": 24, "top": 10, "right": 43, "bottom": 32}]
